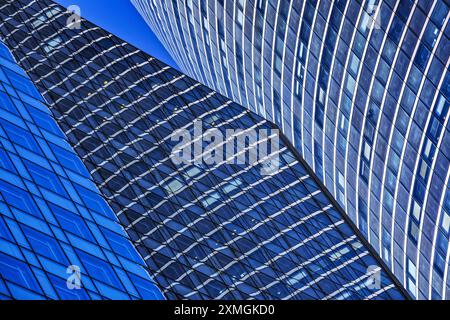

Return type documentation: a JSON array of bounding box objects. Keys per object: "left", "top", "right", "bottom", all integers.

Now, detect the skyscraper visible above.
[
  {"left": 132, "top": 0, "right": 450, "bottom": 299},
  {"left": 0, "top": 0, "right": 408, "bottom": 299},
  {"left": 0, "top": 39, "right": 164, "bottom": 300}
]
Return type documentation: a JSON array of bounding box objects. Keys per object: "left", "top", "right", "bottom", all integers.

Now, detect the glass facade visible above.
[
  {"left": 0, "top": 0, "right": 408, "bottom": 299},
  {"left": 0, "top": 40, "right": 163, "bottom": 299},
  {"left": 133, "top": 0, "right": 450, "bottom": 299}
]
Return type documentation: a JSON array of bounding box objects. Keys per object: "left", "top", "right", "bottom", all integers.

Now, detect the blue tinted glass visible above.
[{"left": 0, "top": 39, "right": 163, "bottom": 300}]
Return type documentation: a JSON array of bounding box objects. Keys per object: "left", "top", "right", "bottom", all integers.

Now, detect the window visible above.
[
  {"left": 413, "top": 179, "right": 426, "bottom": 204},
  {"left": 349, "top": 53, "right": 360, "bottom": 75},
  {"left": 338, "top": 171, "right": 345, "bottom": 188},
  {"left": 419, "top": 160, "right": 428, "bottom": 180},
  {"left": 431, "top": 1, "right": 449, "bottom": 28},
  {"left": 353, "top": 32, "right": 366, "bottom": 57},
  {"left": 330, "top": 245, "right": 350, "bottom": 261},
  {"left": 412, "top": 201, "right": 421, "bottom": 221},
  {"left": 415, "top": 43, "right": 430, "bottom": 71},
  {"left": 428, "top": 117, "right": 442, "bottom": 142},
  {"left": 318, "top": 87, "right": 325, "bottom": 105},
  {"left": 315, "top": 103, "right": 324, "bottom": 128},
  {"left": 162, "top": 178, "right": 183, "bottom": 194},
  {"left": 364, "top": 121, "right": 375, "bottom": 142},
  {"left": 3, "top": 68, "right": 42, "bottom": 100},
  {"left": 423, "top": 138, "right": 433, "bottom": 159},
  {"left": 407, "top": 278, "right": 417, "bottom": 297},
  {"left": 287, "top": 270, "right": 307, "bottom": 286},
  {"left": 45, "top": 8, "right": 61, "bottom": 18},
  {"left": 346, "top": 74, "right": 356, "bottom": 94},
  {"left": 358, "top": 197, "right": 368, "bottom": 235},
  {"left": 43, "top": 36, "right": 62, "bottom": 53},
  {"left": 294, "top": 44, "right": 306, "bottom": 99},
  {"left": 409, "top": 220, "right": 420, "bottom": 242},
  {"left": 337, "top": 171, "right": 345, "bottom": 205},
  {"left": 257, "top": 0, "right": 267, "bottom": 11},
  {"left": 407, "top": 259, "right": 417, "bottom": 280},
  {"left": 339, "top": 114, "right": 348, "bottom": 131},
  {"left": 314, "top": 141, "right": 323, "bottom": 179},
  {"left": 360, "top": 159, "right": 370, "bottom": 182},
  {"left": 32, "top": 15, "right": 46, "bottom": 28},
  {"left": 384, "top": 191, "right": 394, "bottom": 212},
  {"left": 363, "top": 140, "right": 371, "bottom": 160},
  {"left": 435, "top": 94, "right": 447, "bottom": 119},
  {"left": 203, "top": 17, "right": 210, "bottom": 46},
  {"left": 201, "top": 192, "right": 220, "bottom": 208},
  {"left": 274, "top": 34, "right": 285, "bottom": 76},
  {"left": 236, "top": 0, "right": 244, "bottom": 28},
  {"left": 388, "top": 17, "right": 404, "bottom": 43},
  {"left": 273, "top": 89, "right": 282, "bottom": 127},
  {"left": 382, "top": 227, "right": 391, "bottom": 263},
  {"left": 274, "top": 55, "right": 283, "bottom": 76},
  {"left": 434, "top": 250, "right": 445, "bottom": 276},
  {"left": 32, "top": 8, "right": 61, "bottom": 29},
  {"left": 338, "top": 189, "right": 345, "bottom": 204},
  {"left": 423, "top": 24, "right": 439, "bottom": 49},
  {"left": 442, "top": 211, "right": 450, "bottom": 233}
]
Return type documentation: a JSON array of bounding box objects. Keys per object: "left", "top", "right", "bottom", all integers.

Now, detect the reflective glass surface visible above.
[
  {"left": 0, "top": 0, "right": 408, "bottom": 299},
  {"left": 0, "top": 39, "right": 163, "bottom": 300},
  {"left": 133, "top": 0, "right": 450, "bottom": 299}
]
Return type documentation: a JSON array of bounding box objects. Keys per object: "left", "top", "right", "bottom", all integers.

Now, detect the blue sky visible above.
[{"left": 54, "top": 0, "right": 178, "bottom": 69}]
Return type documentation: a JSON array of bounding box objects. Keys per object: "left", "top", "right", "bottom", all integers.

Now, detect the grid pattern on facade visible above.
[
  {"left": 0, "top": 0, "right": 408, "bottom": 300},
  {"left": 0, "top": 40, "right": 164, "bottom": 300},
  {"left": 132, "top": 0, "right": 450, "bottom": 299}
]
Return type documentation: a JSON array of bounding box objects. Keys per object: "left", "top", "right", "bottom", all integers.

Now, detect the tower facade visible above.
[
  {"left": 0, "top": 0, "right": 408, "bottom": 299},
  {"left": 0, "top": 40, "right": 163, "bottom": 299},
  {"left": 132, "top": 0, "right": 450, "bottom": 299}
]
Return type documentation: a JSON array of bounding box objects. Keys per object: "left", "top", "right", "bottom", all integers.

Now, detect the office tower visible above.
[
  {"left": 0, "top": 0, "right": 409, "bottom": 299},
  {"left": 0, "top": 40, "right": 163, "bottom": 299},
  {"left": 132, "top": 0, "right": 450, "bottom": 299}
]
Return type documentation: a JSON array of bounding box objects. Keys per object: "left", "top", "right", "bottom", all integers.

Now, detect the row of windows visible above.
[
  {"left": 0, "top": 38, "right": 163, "bottom": 300},
  {"left": 133, "top": 0, "right": 450, "bottom": 299},
  {"left": 1, "top": 0, "right": 408, "bottom": 300}
]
